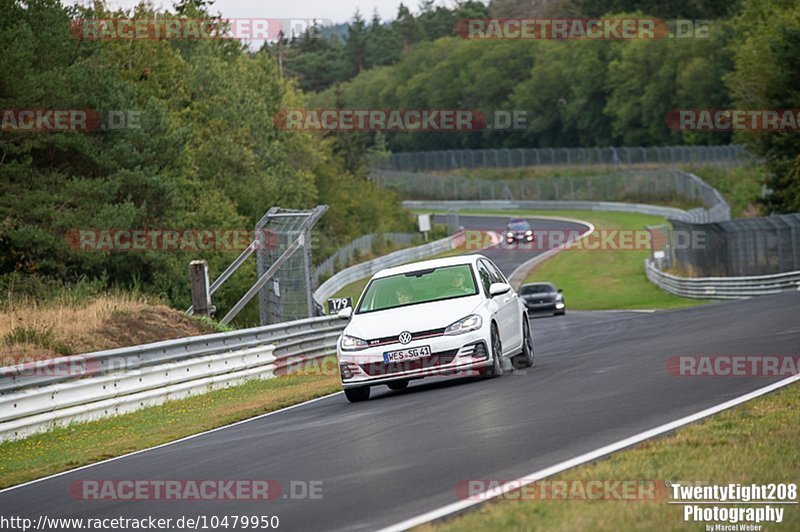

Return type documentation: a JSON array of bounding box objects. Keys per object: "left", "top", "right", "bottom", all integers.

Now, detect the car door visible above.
[{"left": 479, "top": 259, "right": 520, "bottom": 353}]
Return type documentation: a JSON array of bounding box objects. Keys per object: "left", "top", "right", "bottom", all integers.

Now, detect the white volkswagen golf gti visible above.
[{"left": 336, "top": 254, "right": 534, "bottom": 402}]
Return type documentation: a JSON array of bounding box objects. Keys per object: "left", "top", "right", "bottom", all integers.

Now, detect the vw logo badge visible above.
[{"left": 398, "top": 331, "right": 412, "bottom": 345}]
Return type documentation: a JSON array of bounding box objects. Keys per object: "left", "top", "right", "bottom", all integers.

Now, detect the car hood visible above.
[
  {"left": 522, "top": 291, "right": 556, "bottom": 299},
  {"left": 346, "top": 296, "right": 483, "bottom": 339}
]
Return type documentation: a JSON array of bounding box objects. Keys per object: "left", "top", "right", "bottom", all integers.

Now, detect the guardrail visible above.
[
  {"left": 404, "top": 199, "right": 691, "bottom": 219},
  {"left": 645, "top": 259, "right": 800, "bottom": 299},
  {"left": 313, "top": 230, "right": 467, "bottom": 307},
  {"left": 0, "top": 316, "right": 346, "bottom": 441},
  {"left": 385, "top": 169, "right": 730, "bottom": 224}
]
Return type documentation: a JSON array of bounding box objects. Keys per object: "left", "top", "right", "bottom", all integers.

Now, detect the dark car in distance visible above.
[
  {"left": 505, "top": 218, "right": 534, "bottom": 244},
  {"left": 519, "top": 282, "right": 565, "bottom": 315}
]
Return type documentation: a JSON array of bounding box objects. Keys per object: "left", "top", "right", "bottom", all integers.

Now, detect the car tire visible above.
[
  {"left": 481, "top": 323, "right": 504, "bottom": 378},
  {"left": 387, "top": 380, "right": 409, "bottom": 391},
  {"left": 512, "top": 317, "right": 534, "bottom": 369},
  {"left": 344, "top": 387, "right": 370, "bottom": 402}
]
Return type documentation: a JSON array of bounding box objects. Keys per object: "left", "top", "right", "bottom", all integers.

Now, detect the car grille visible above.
[
  {"left": 365, "top": 327, "right": 446, "bottom": 348},
  {"left": 525, "top": 297, "right": 554, "bottom": 304},
  {"left": 359, "top": 349, "right": 459, "bottom": 376}
]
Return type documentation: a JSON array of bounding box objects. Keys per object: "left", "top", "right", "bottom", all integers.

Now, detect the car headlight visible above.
[
  {"left": 340, "top": 334, "right": 368, "bottom": 351},
  {"left": 525, "top": 230, "right": 533, "bottom": 236},
  {"left": 444, "top": 314, "right": 483, "bottom": 336},
  {"left": 506, "top": 231, "right": 514, "bottom": 238}
]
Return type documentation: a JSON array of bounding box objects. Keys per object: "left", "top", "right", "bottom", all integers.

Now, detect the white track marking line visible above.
[
  {"left": 0, "top": 392, "right": 342, "bottom": 493},
  {"left": 378, "top": 373, "right": 800, "bottom": 531}
]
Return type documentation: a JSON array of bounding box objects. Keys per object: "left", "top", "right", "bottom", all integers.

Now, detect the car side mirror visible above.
[
  {"left": 337, "top": 307, "right": 353, "bottom": 320},
  {"left": 489, "top": 282, "right": 511, "bottom": 297},
  {"left": 557, "top": 289, "right": 563, "bottom": 294}
]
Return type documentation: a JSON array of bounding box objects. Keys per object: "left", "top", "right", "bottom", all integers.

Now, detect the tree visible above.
[
  {"left": 344, "top": 11, "right": 368, "bottom": 75},
  {"left": 726, "top": 0, "right": 800, "bottom": 213},
  {"left": 394, "top": 3, "right": 418, "bottom": 52},
  {"left": 366, "top": 10, "right": 402, "bottom": 68}
]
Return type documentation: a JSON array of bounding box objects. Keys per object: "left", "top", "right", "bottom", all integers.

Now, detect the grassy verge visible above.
[
  {"left": 424, "top": 381, "right": 800, "bottom": 531},
  {"left": 463, "top": 209, "right": 711, "bottom": 310},
  {"left": 443, "top": 162, "right": 679, "bottom": 179},
  {"left": 686, "top": 164, "right": 765, "bottom": 218},
  {"left": 442, "top": 164, "right": 764, "bottom": 218},
  {"left": 0, "top": 292, "right": 217, "bottom": 365},
  {"left": 0, "top": 363, "right": 341, "bottom": 488}
]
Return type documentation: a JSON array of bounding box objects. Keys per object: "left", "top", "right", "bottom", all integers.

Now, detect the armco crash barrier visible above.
[{"left": 0, "top": 316, "right": 346, "bottom": 441}]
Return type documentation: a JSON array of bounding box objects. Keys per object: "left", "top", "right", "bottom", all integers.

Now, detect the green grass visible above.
[
  {"left": 0, "top": 363, "right": 341, "bottom": 488},
  {"left": 463, "top": 209, "right": 712, "bottom": 310},
  {"left": 439, "top": 163, "right": 764, "bottom": 217},
  {"left": 686, "top": 164, "right": 765, "bottom": 218},
  {"left": 425, "top": 382, "right": 800, "bottom": 531}
]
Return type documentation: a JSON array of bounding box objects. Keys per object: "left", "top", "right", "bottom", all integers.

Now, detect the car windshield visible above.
[
  {"left": 508, "top": 220, "right": 530, "bottom": 231},
  {"left": 521, "top": 284, "right": 554, "bottom": 294},
  {"left": 356, "top": 264, "right": 478, "bottom": 314}
]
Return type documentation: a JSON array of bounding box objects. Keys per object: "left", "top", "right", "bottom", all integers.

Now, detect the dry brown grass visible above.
[{"left": 0, "top": 293, "right": 214, "bottom": 365}]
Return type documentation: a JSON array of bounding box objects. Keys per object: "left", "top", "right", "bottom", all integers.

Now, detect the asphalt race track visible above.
[
  {"left": 451, "top": 214, "right": 590, "bottom": 275},
  {"left": 2, "top": 216, "right": 798, "bottom": 531}
]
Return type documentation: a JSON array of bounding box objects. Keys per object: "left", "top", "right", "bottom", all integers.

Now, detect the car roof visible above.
[{"left": 372, "top": 254, "right": 488, "bottom": 279}]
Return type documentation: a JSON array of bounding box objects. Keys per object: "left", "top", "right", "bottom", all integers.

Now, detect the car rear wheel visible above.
[
  {"left": 344, "top": 387, "right": 370, "bottom": 402},
  {"left": 387, "top": 380, "right": 409, "bottom": 391},
  {"left": 481, "top": 323, "right": 504, "bottom": 378},
  {"left": 512, "top": 317, "right": 534, "bottom": 369}
]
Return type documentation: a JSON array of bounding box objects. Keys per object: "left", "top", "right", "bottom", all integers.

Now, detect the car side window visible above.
[
  {"left": 476, "top": 261, "right": 493, "bottom": 296},
  {"left": 485, "top": 260, "right": 507, "bottom": 284}
]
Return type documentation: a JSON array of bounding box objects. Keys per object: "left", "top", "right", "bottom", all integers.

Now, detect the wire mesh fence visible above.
[
  {"left": 255, "top": 207, "right": 327, "bottom": 326},
  {"left": 376, "top": 168, "right": 729, "bottom": 220},
  {"left": 384, "top": 145, "right": 750, "bottom": 171},
  {"left": 669, "top": 214, "right": 800, "bottom": 277}
]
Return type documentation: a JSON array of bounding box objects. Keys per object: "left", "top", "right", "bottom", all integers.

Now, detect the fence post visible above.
[{"left": 189, "top": 260, "right": 212, "bottom": 317}]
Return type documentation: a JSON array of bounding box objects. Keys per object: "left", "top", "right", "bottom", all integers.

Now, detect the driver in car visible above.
[
  {"left": 448, "top": 271, "right": 472, "bottom": 295},
  {"left": 395, "top": 286, "right": 412, "bottom": 305}
]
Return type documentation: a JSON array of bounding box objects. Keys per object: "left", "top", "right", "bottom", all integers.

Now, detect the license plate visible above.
[{"left": 384, "top": 345, "right": 432, "bottom": 363}]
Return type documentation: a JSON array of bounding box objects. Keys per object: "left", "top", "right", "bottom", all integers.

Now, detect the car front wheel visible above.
[
  {"left": 513, "top": 317, "right": 534, "bottom": 369},
  {"left": 481, "top": 323, "right": 504, "bottom": 378}
]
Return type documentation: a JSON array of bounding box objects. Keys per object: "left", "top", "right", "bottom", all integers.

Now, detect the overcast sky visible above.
[{"left": 68, "top": 0, "right": 463, "bottom": 25}]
